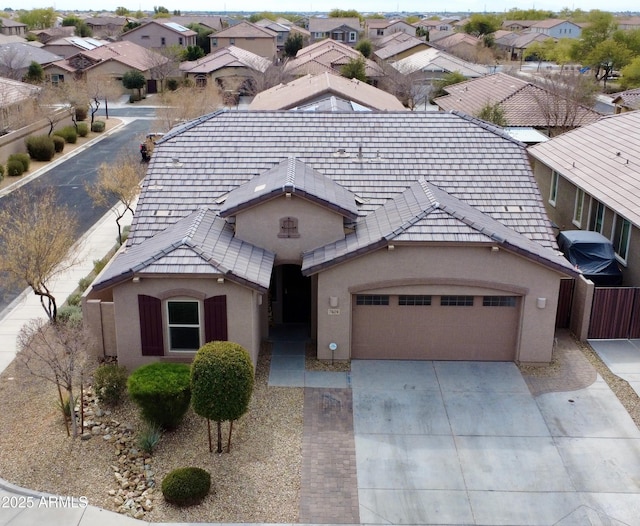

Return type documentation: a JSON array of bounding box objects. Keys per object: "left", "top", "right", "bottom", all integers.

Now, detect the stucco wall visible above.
[
  {"left": 570, "top": 275, "right": 594, "bottom": 340},
  {"left": 110, "top": 276, "right": 261, "bottom": 371},
  {"left": 0, "top": 110, "right": 72, "bottom": 161},
  {"left": 234, "top": 194, "right": 346, "bottom": 264},
  {"left": 314, "top": 243, "right": 564, "bottom": 364},
  {"left": 212, "top": 37, "right": 276, "bottom": 59}
]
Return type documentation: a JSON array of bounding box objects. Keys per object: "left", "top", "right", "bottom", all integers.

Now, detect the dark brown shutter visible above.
[
  {"left": 138, "top": 295, "right": 164, "bottom": 356},
  {"left": 204, "top": 295, "right": 228, "bottom": 342}
]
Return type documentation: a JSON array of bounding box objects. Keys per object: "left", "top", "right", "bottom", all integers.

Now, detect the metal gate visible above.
[
  {"left": 588, "top": 287, "right": 640, "bottom": 339},
  {"left": 555, "top": 278, "right": 574, "bottom": 328}
]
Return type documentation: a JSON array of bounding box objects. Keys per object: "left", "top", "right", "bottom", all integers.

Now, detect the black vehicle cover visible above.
[{"left": 557, "top": 230, "right": 623, "bottom": 286}]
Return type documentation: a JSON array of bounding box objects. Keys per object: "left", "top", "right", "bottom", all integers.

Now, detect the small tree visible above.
[
  {"left": 430, "top": 71, "right": 466, "bottom": 101},
  {"left": 181, "top": 45, "right": 205, "bottom": 62},
  {"left": 191, "top": 341, "right": 254, "bottom": 453},
  {"left": 476, "top": 102, "right": 507, "bottom": 126},
  {"left": 355, "top": 39, "right": 372, "bottom": 58},
  {"left": 284, "top": 33, "right": 304, "bottom": 57},
  {"left": 86, "top": 151, "right": 144, "bottom": 245},
  {"left": 24, "top": 61, "right": 44, "bottom": 84},
  {"left": 340, "top": 57, "right": 367, "bottom": 82},
  {"left": 122, "top": 70, "right": 146, "bottom": 99},
  {"left": 17, "top": 317, "right": 95, "bottom": 438},
  {"left": 0, "top": 188, "right": 80, "bottom": 322}
]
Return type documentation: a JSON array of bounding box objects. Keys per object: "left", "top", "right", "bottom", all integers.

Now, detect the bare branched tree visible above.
[
  {"left": 0, "top": 188, "right": 81, "bottom": 322},
  {"left": 84, "top": 75, "right": 122, "bottom": 124},
  {"left": 155, "top": 83, "right": 224, "bottom": 132},
  {"left": 145, "top": 45, "right": 180, "bottom": 92},
  {"left": 246, "top": 61, "right": 293, "bottom": 95},
  {"left": 0, "top": 46, "right": 28, "bottom": 80},
  {"left": 86, "top": 151, "right": 145, "bottom": 245},
  {"left": 17, "top": 318, "right": 96, "bottom": 438},
  {"left": 379, "top": 62, "right": 429, "bottom": 110}
]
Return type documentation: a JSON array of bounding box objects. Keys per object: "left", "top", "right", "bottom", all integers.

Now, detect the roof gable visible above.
[
  {"left": 214, "top": 20, "right": 277, "bottom": 39},
  {"left": 220, "top": 157, "right": 360, "bottom": 220}
]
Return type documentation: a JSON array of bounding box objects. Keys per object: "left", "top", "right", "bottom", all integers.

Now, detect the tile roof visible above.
[
  {"left": 219, "top": 157, "right": 360, "bottom": 219},
  {"left": 0, "top": 76, "right": 40, "bottom": 105},
  {"left": 374, "top": 36, "right": 429, "bottom": 61},
  {"left": 214, "top": 20, "right": 277, "bottom": 39},
  {"left": 180, "top": 45, "right": 270, "bottom": 74},
  {"left": 308, "top": 17, "right": 361, "bottom": 33},
  {"left": 430, "top": 32, "right": 480, "bottom": 50},
  {"left": 0, "top": 18, "right": 27, "bottom": 28},
  {"left": 528, "top": 111, "right": 640, "bottom": 228},
  {"left": 435, "top": 72, "right": 603, "bottom": 127},
  {"left": 611, "top": 88, "right": 640, "bottom": 110},
  {"left": 285, "top": 40, "right": 383, "bottom": 78},
  {"left": 375, "top": 31, "right": 414, "bottom": 47},
  {"left": 128, "top": 19, "right": 197, "bottom": 37},
  {"left": 94, "top": 209, "right": 275, "bottom": 292},
  {"left": 530, "top": 19, "right": 576, "bottom": 29},
  {"left": 128, "top": 111, "right": 557, "bottom": 255},
  {"left": 0, "top": 42, "right": 62, "bottom": 68},
  {"left": 391, "top": 47, "right": 488, "bottom": 77},
  {"left": 67, "top": 41, "right": 165, "bottom": 72},
  {"left": 248, "top": 72, "right": 405, "bottom": 111},
  {"left": 302, "top": 178, "right": 575, "bottom": 275}
]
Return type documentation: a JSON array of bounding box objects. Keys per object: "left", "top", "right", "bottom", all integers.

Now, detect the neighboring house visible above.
[
  {"left": 84, "top": 110, "right": 575, "bottom": 371},
  {"left": 285, "top": 39, "right": 383, "bottom": 82},
  {"left": 164, "top": 16, "right": 225, "bottom": 32},
  {"left": 414, "top": 18, "right": 455, "bottom": 32},
  {"left": 248, "top": 72, "right": 405, "bottom": 110},
  {"left": 210, "top": 21, "right": 277, "bottom": 60},
  {"left": 83, "top": 16, "right": 127, "bottom": 38},
  {"left": 528, "top": 112, "right": 640, "bottom": 285},
  {"left": 617, "top": 17, "right": 640, "bottom": 31},
  {"left": 308, "top": 17, "right": 361, "bottom": 46},
  {"left": 530, "top": 19, "right": 581, "bottom": 39},
  {"left": 434, "top": 72, "right": 602, "bottom": 135},
  {"left": 365, "top": 19, "right": 415, "bottom": 39},
  {"left": 180, "top": 45, "right": 270, "bottom": 92},
  {"left": 494, "top": 31, "right": 551, "bottom": 61},
  {"left": 42, "top": 36, "right": 107, "bottom": 59},
  {"left": 374, "top": 35, "right": 430, "bottom": 62},
  {"left": 0, "top": 76, "right": 39, "bottom": 133},
  {"left": 0, "top": 43, "right": 62, "bottom": 80},
  {"left": 610, "top": 88, "right": 640, "bottom": 113},
  {"left": 44, "top": 41, "right": 167, "bottom": 94},
  {"left": 391, "top": 47, "right": 488, "bottom": 80},
  {"left": 501, "top": 20, "right": 537, "bottom": 32},
  {"left": 0, "top": 34, "right": 29, "bottom": 45},
  {"left": 0, "top": 17, "right": 27, "bottom": 37},
  {"left": 30, "top": 27, "right": 75, "bottom": 44},
  {"left": 254, "top": 19, "right": 291, "bottom": 50},
  {"left": 120, "top": 20, "right": 197, "bottom": 50},
  {"left": 429, "top": 32, "right": 481, "bottom": 58}
]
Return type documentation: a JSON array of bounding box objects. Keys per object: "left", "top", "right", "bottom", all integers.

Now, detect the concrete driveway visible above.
[{"left": 351, "top": 360, "right": 640, "bottom": 525}]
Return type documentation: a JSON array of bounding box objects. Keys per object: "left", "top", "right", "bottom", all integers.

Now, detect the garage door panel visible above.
[{"left": 352, "top": 295, "right": 519, "bottom": 361}]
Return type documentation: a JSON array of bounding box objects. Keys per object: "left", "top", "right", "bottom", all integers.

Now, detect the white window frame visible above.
[
  {"left": 549, "top": 170, "right": 559, "bottom": 206},
  {"left": 349, "top": 31, "right": 357, "bottom": 42},
  {"left": 591, "top": 201, "right": 605, "bottom": 233},
  {"left": 612, "top": 215, "right": 631, "bottom": 265},
  {"left": 572, "top": 188, "right": 585, "bottom": 227},
  {"left": 166, "top": 298, "right": 202, "bottom": 352}
]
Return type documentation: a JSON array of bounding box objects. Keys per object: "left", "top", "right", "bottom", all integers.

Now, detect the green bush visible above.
[
  {"left": 77, "top": 122, "right": 89, "bottom": 137},
  {"left": 128, "top": 363, "right": 191, "bottom": 429},
  {"left": 91, "top": 121, "right": 105, "bottom": 133},
  {"left": 57, "top": 305, "right": 83, "bottom": 324},
  {"left": 93, "top": 257, "right": 107, "bottom": 274},
  {"left": 0, "top": 164, "right": 4, "bottom": 181},
  {"left": 94, "top": 363, "right": 128, "bottom": 406},
  {"left": 66, "top": 291, "right": 82, "bottom": 307},
  {"left": 161, "top": 467, "right": 211, "bottom": 506},
  {"left": 75, "top": 106, "right": 88, "bottom": 121},
  {"left": 26, "top": 135, "right": 55, "bottom": 161},
  {"left": 78, "top": 276, "right": 92, "bottom": 291},
  {"left": 6, "top": 159, "right": 23, "bottom": 177},
  {"left": 137, "top": 423, "right": 162, "bottom": 455},
  {"left": 166, "top": 78, "right": 179, "bottom": 91},
  {"left": 53, "top": 126, "right": 77, "bottom": 144},
  {"left": 52, "top": 135, "right": 65, "bottom": 153},
  {"left": 8, "top": 153, "right": 30, "bottom": 172}
]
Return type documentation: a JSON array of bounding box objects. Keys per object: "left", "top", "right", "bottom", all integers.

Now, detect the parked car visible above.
[{"left": 557, "top": 230, "right": 623, "bottom": 286}]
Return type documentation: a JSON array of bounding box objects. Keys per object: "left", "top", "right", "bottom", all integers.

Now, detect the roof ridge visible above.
[
  {"left": 449, "top": 110, "right": 525, "bottom": 147},
  {"left": 159, "top": 109, "right": 226, "bottom": 143}
]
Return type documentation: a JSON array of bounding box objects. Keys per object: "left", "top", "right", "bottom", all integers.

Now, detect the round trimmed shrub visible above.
[
  {"left": 8, "top": 153, "right": 30, "bottom": 172},
  {"left": 127, "top": 362, "right": 191, "bottom": 429},
  {"left": 52, "top": 135, "right": 65, "bottom": 153},
  {"left": 77, "top": 122, "right": 89, "bottom": 137},
  {"left": 91, "top": 121, "right": 105, "bottom": 133},
  {"left": 94, "top": 363, "right": 128, "bottom": 406},
  {"left": 26, "top": 135, "right": 55, "bottom": 161},
  {"left": 6, "top": 159, "right": 23, "bottom": 177},
  {"left": 75, "top": 106, "right": 88, "bottom": 121},
  {"left": 53, "top": 126, "right": 77, "bottom": 144},
  {"left": 161, "top": 467, "right": 211, "bottom": 506}
]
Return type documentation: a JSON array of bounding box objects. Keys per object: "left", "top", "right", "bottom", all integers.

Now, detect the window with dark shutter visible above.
[
  {"left": 204, "top": 295, "right": 228, "bottom": 342},
  {"left": 138, "top": 295, "right": 164, "bottom": 356}
]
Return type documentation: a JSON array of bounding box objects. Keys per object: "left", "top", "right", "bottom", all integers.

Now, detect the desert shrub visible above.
[
  {"left": 66, "top": 291, "right": 82, "bottom": 307},
  {"left": 91, "top": 121, "right": 105, "bottom": 133},
  {"left": 93, "top": 257, "right": 107, "bottom": 274},
  {"left": 25, "top": 135, "right": 55, "bottom": 161},
  {"left": 53, "top": 126, "right": 77, "bottom": 144},
  {"left": 166, "top": 78, "right": 179, "bottom": 91},
  {"left": 52, "top": 135, "right": 65, "bottom": 153},
  {"left": 161, "top": 467, "right": 211, "bottom": 506},
  {"left": 137, "top": 423, "right": 162, "bottom": 454},
  {"left": 6, "top": 159, "right": 23, "bottom": 177},
  {"left": 78, "top": 276, "right": 92, "bottom": 291},
  {"left": 127, "top": 362, "right": 191, "bottom": 429},
  {"left": 94, "top": 363, "right": 128, "bottom": 407},
  {"left": 75, "top": 106, "right": 88, "bottom": 121},
  {"left": 0, "top": 164, "right": 4, "bottom": 181},
  {"left": 8, "top": 153, "right": 30, "bottom": 172},
  {"left": 57, "top": 305, "right": 83, "bottom": 324},
  {"left": 77, "top": 122, "right": 89, "bottom": 137}
]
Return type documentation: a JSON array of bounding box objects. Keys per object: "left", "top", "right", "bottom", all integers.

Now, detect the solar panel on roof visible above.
[{"left": 165, "top": 22, "right": 189, "bottom": 32}]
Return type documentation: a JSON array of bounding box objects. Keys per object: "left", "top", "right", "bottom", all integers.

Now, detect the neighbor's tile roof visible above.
[
  {"left": 94, "top": 209, "right": 275, "bottom": 292},
  {"left": 214, "top": 20, "right": 277, "bottom": 39},
  {"left": 374, "top": 36, "right": 428, "bottom": 61},
  {"left": 248, "top": 72, "right": 405, "bottom": 111},
  {"left": 0, "top": 76, "right": 40, "bottom": 105},
  {"left": 285, "top": 40, "right": 383, "bottom": 78},
  {"left": 82, "top": 41, "right": 165, "bottom": 72},
  {"left": 127, "top": 111, "right": 557, "bottom": 253},
  {"left": 375, "top": 31, "right": 414, "bottom": 47},
  {"left": 430, "top": 32, "right": 479, "bottom": 51},
  {"left": 0, "top": 42, "right": 62, "bottom": 67},
  {"left": 220, "top": 157, "right": 360, "bottom": 219},
  {"left": 308, "top": 17, "right": 361, "bottom": 33},
  {"left": 302, "top": 178, "right": 575, "bottom": 275},
  {"left": 0, "top": 18, "right": 26, "bottom": 28},
  {"left": 435, "top": 72, "right": 603, "bottom": 127},
  {"left": 528, "top": 111, "right": 640, "bottom": 228},
  {"left": 611, "top": 88, "right": 640, "bottom": 110},
  {"left": 392, "top": 47, "right": 488, "bottom": 77},
  {"left": 530, "top": 18, "right": 576, "bottom": 29},
  {"left": 180, "top": 45, "right": 270, "bottom": 74}
]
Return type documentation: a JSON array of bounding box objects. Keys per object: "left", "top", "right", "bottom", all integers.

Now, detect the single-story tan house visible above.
[{"left": 84, "top": 111, "right": 575, "bottom": 371}]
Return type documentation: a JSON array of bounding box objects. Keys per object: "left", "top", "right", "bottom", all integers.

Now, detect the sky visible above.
[{"left": 11, "top": 0, "right": 640, "bottom": 14}]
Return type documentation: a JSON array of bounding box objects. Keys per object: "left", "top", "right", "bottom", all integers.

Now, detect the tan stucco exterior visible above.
[{"left": 210, "top": 37, "right": 276, "bottom": 59}]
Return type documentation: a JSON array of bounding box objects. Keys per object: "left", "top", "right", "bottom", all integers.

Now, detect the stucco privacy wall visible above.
[
  {"left": 110, "top": 277, "right": 260, "bottom": 371},
  {"left": 0, "top": 110, "right": 72, "bottom": 160},
  {"left": 314, "top": 244, "right": 563, "bottom": 363}
]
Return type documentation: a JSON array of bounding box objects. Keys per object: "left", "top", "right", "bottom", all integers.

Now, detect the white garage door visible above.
[{"left": 351, "top": 294, "right": 519, "bottom": 361}]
